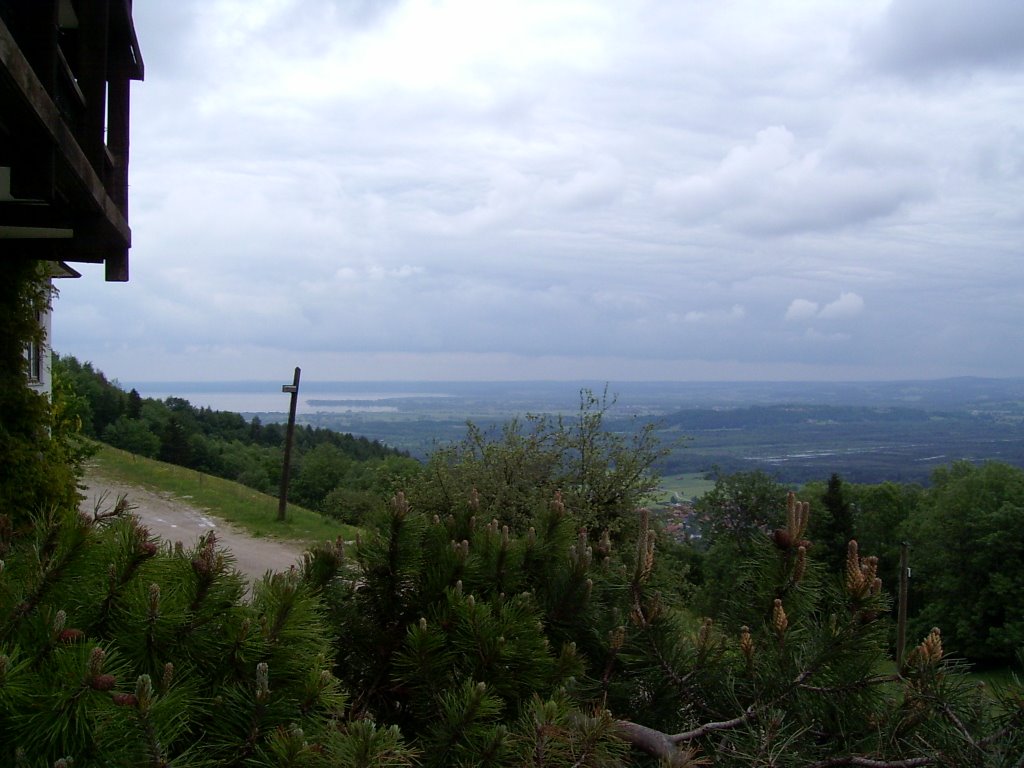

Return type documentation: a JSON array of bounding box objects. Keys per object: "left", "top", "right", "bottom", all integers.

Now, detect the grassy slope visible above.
[{"left": 86, "top": 443, "right": 359, "bottom": 546}]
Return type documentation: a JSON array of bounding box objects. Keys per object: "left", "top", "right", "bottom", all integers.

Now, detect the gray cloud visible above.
[
  {"left": 786, "top": 293, "right": 866, "bottom": 322},
  {"left": 860, "top": 0, "right": 1024, "bottom": 76},
  {"left": 655, "top": 126, "right": 929, "bottom": 235},
  {"left": 53, "top": 0, "right": 1024, "bottom": 382}
]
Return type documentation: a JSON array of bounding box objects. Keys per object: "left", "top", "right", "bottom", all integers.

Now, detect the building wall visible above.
[{"left": 25, "top": 278, "right": 54, "bottom": 397}]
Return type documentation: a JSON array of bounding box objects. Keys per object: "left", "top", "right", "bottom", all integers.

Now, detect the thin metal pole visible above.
[
  {"left": 277, "top": 366, "right": 300, "bottom": 522},
  {"left": 896, "top": 541, "right": 910, "bottom": 665}
]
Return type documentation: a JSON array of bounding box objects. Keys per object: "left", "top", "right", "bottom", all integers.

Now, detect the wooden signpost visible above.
[{"left": 277, "top": 366, "right": 301, "bottom": 522}]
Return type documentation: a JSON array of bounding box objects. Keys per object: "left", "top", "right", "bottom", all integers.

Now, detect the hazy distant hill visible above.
[
  {"left": 128, "top": 377, "right": 1024, "bottom": 414},
  {"left": 151, "top": 377, "right": 1022, "bottom": 486}
]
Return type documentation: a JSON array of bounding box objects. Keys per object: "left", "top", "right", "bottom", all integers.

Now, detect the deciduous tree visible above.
[{"left": 904, "top": 460, "right": 1024, "bottom": 665}]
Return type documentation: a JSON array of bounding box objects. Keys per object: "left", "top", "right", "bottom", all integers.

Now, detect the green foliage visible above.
[
  {"left": 800, "top": 477, "right": 924, "bottom": 611},
  {"left": 690, "top": 470, "right": 791, "bottom": 619},
  {"left": 292, "top": 444, "right": 354, "bottom": 506},
  {"left": 809, "top": 473, "right": 855, "bottom": 575},
  {"left": 904, "top": 461, "right": 1024, "bottom": 666},
  {"left": 321, "top": 486, "right": 379, "bottom": 526},
  {"left": 5, "top": 325, "right": 1023, "bottom": 764},
  {"left": 693, "top": 469, "right": 790, "bottom": 545},
  {"left": 103, "top": 415, "right": 161, "bottom": 458},
  {"left": 0, "top": 502, "right": 417, "bottom": 767},
  {"left": 54, "top": 355, "right": 422, "bottom": 519},
  {"left": 1, "top": 480, "right": 1021, "bottom": 766},
  {"left": 0, "top": 262, "right": 84, "bottom": 521},
  {"left": 89, "top": 443, "right": 356, "bottom": 546},
  {"left": 298, "top": 471, "right": 1024, "bottom": 766},
  {"left": 303, "top": 489, "right": 632, "bottom": 764},
  {"left": 409, "top": 388, "right": 666, "bottom": 543},
  {"left": 849, "top": 481, "right": 922, "bottom": 574},
  {"left": 52, "top": 355, "right": 127, "bottom": 437}
]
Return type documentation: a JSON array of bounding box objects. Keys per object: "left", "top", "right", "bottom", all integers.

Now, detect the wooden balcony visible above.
[{"left": 0, "top": 0, "right": 144, "bottom": 281}]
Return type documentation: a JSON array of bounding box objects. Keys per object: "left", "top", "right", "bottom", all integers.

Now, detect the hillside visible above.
[
  {"left": 83, "top": 443, "right": 358, "bottom": 547},
  {"left": 79, "top": 468, "right": 305, "bottom": 582}
]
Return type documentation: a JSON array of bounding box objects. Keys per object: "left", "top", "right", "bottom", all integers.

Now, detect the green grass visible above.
[
  {"left": 658, "top": 472, "right": 717, "bottom": 502},
  {"left": 970, "top": 667, "right": 1019, "bottom": 691},
  {"left": 86, "top": 443, "right": 360, "bottom": 547}
]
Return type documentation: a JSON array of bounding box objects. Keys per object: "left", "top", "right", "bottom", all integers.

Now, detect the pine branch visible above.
[
  {"left": 91, "top": 519, "right": 158, "bottom": 636},
  {"left": 979, "top": 720, "right": 1024, "bottom": 749},
  {"left": 646, "top": 633, "right": 695, "bottom": 695},
  {"left": 128, "top": 676, "right": 169, "bottom": 768},
  {"left": 616, "top": 714, "right": 937, "bottom": 767},
  {"left": 0, "top": 512, "right": 90, "bottom": 643},
  {"left": 937, "top": 699, "right": 979, "bottom": 750},
  {"left": 805, "top": 757, "right": 932, "bottom": 767},
  {"left": 614, "top": 709, "right": 753, "bottom": 761},
  {"left": 612, "top": 666, "right": 820, "bottom": 761},
  {"left": 798, "top": 674, "right": 901, "bottom": 694},
  {"left": 609, "top": 707, "right": 710, "bottom": 756}
]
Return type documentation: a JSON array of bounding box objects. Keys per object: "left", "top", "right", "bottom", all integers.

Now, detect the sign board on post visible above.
[{"left": 277, "top": 367, "right": 301, "bottom": 522}]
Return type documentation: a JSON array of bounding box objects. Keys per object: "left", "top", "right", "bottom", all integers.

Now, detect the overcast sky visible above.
[{"left": 56, "top": 0, "right": 1024, "bottom": 382}]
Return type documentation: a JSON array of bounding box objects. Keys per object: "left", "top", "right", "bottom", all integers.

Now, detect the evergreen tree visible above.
[
  {"left": 126, "top": 388, "right": 144, "bottom": 420},
  {"left": 815, "top": 473, "right": 855, "bottom": 575},
  {"left": 301, "top": 485, "right": 1024, "bottom": 766},
  {"left": 1, "top": 438, "right": 1022, "bottom": 764},
  {"left": 0, "top": 503, "right": 417, "bottom": 766},
  {"left": 159, "top": 414, "right": 192, "bottom": 466}
]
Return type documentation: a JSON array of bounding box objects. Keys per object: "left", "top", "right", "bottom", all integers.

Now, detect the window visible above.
[
  {"left": 25, "top": 310, "right": 44, "bottom": 384},
  {"left": 25, "top": 339, "right": 41, "bottom": 382}
]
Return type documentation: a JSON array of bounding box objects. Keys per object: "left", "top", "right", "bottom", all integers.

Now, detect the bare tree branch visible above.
[
  {"left": 614, "top": 709, "right": 754, "bottom": 762},
  {"left": 611, "top": 665, "right": 906, "bottom": 763},
  {"left": 613, "top": 721, "right": 677, "bottom": 762},
  {"left": 668, "top": 708, "right": 756, "bottom": 742}
]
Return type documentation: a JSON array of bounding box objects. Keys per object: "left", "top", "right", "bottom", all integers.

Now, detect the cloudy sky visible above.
[{"left": 57, "top": 0, "right": 1024, "bottom": 382}]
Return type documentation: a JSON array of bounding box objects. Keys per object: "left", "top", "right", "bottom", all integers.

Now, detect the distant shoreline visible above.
[{"left": 122, "top": 378, "right": 1024, "bottom": 421}]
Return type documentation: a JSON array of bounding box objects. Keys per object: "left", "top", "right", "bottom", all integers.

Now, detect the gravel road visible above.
[{"left": 78, "top": 472, "right": 307, "bottom": 582}]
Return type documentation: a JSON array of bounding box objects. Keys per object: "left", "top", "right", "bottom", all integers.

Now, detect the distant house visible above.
[{"left": 1, "top": 1, "right": 144, "bottom": 393}]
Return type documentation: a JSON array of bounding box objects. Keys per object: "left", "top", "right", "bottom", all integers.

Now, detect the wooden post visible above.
[
  {"left": 896, "top": 541, "right": 910, "bottom": 665},
  {"left": 277, "top": 366, "right": 300, "bottom": 522}
]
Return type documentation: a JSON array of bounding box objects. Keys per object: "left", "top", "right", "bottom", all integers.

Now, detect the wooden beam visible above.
[
  {"left": 4, "top": 2, "right": 59, "bottom": 93},
  {"left": 0, "top": 201, "right": 74, "bottom": 229},
  {"left": 0, "top": 230, "right": 120, "bottom": 267},
  {"left": 111, "top": 0, "right": 144, "bottom": 80},
  {"left": 0, "top": 12, "right": 131, "bottom": 245},
  {"left": 104, "top": 246, "right": 128, "bottom": 281},
  {"left": 76, "top": 0, "right": 110, "bottom": 174},
  {"left": 106, "top": 73, "right": 130, "bottom": 213}
]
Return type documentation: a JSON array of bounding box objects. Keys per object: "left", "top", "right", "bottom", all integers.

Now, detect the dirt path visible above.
[{"left": 78, "top": 472, "right": 307, "bottom": 582}]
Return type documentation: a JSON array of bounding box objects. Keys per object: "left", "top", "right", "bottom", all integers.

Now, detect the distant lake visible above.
[
  {"left": 124, "top": 381, "right": 455, "bottom": 415},
  {"left": 121, "top": 377, "right": 1024, "bottom": 418}
]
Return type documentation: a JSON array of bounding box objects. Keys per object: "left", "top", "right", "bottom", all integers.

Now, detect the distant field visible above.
[
  {"left": 658, "top": 472, "right": 717, "bottom": 502},
  {"left": 141, "top": 377, "right": 1024, "bottom": 489},
  {"left": 87, "top": 444, "right": 357, "bottom": 546}
]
